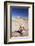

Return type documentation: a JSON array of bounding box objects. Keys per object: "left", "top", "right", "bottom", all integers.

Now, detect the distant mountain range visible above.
[{"left": 12, "top": 16, "right": 28, "bottom": 21}]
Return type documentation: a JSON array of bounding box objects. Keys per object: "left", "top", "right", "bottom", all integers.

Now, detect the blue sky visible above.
[{"left": 10, "top": 6, "right": 28, "bottom": 18}]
